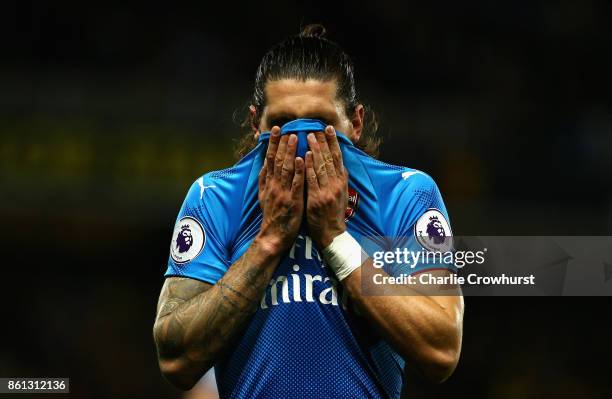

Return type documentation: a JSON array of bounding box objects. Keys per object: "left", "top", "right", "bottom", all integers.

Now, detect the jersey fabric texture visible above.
[{"left": 165, "top": 119, "right": 454, "bottom": 399}]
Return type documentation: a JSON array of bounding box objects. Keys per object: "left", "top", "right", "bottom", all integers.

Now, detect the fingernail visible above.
[
  {"left": 307, "top": 133, "right": 315, "bottom": 141},
  {"left": 272, "top": 128, "right": 279, "bottom": 136},
  {"left": 289, "top": 134, "right": 297, "bottom": 144}
]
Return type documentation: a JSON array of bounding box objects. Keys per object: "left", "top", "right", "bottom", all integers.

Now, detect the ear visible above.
[
  {"left": 249, "top": 105, "right": 260, "bottom": 139},
  {"left": 350, "top": 104, "right": 364, "bottom": 143}
]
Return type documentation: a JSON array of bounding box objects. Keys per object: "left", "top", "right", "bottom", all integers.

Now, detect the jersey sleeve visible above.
[
  {"left": 384, "top": 170, "right": 457, "bottom": 276},
  {"left": 164, "top": 175, "right": 232, "bottom": 285}
]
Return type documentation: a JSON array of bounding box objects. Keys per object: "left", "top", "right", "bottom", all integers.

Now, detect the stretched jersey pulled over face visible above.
[{"left": 165, "top": 119, "right": 454, "bottom": 399}]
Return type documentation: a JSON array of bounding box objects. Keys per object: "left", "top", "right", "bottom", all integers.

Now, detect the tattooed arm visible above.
[
  {"left": 153, "top": 239, "right": 282, "bottom": 390},
  {"left": 153, "top": 129, "right": 305, "bottom": 390}
]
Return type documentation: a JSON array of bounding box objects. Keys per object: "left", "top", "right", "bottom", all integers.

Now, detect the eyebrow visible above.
[
  {"left": 266, "top": 112, "right": 296, "bottom": 121},
  {"left": 266, "top": 111, "right": 335, "bottom": 123}
]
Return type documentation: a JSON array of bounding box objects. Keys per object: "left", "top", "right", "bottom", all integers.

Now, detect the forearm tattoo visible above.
[{"left": 154, "top": 242, "right": 276, "bottom": 370}]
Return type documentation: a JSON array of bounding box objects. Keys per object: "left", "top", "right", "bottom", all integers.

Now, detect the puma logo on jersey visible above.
[
  {"left": 197, "top": 177, "right": 216, "bottom": 199},
  {"left": 401, "top": 170, "right": 425, "bottom": 180}
]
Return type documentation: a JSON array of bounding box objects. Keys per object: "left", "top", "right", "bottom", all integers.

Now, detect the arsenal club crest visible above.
[{"left": 345, "top": 187, "right": 360, "bottom": 222}]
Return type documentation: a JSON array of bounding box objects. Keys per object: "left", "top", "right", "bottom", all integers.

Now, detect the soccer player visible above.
[{"left": 153, "top": 24, "right": 463, "bottom": 398}]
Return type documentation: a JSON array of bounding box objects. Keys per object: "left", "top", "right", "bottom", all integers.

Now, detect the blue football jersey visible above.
[{"left": 165, "top": 119, "right": 454, "bottom": 399}]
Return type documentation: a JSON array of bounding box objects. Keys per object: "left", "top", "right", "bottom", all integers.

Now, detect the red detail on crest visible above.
[{"left": 345, "top": 187, "right": 360, "bottom": 222}]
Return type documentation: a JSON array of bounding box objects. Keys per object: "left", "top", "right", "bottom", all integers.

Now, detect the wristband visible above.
[{"left": 321, "top": 231, "right": 367, "bottom": 281}]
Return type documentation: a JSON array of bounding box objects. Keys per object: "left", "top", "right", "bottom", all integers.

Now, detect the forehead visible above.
[{"left": 263, "top": 79, "right": 340, "bottom": 117}]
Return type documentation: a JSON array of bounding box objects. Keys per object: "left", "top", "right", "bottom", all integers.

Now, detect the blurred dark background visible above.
[{"left": 1, "top": 1, "right": 611, "bottom": 398}]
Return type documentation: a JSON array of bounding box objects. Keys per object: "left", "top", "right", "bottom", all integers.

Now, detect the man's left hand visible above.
[{"left": 305, "top": 126, "right": 348, "bottom": 249}]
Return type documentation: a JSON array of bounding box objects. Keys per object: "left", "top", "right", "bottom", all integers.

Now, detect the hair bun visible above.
[{"left": 299, "top": 24, "right": 327, "bottom": 38}]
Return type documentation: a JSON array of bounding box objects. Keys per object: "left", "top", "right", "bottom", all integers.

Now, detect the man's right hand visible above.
[
  {"left": 257, "top": 127, "right": 305, "bottom": 254},
  {"left": 155, "top": 129, "right": 305, "bottom": 391}
]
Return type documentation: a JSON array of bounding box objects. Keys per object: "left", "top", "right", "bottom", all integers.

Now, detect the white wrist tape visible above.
[{"left": 321, "top": 231, "right": 366, "bottom": 281}]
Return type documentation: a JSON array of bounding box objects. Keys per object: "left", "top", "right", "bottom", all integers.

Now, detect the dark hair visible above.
[{"left": 235, "top": 24, "right": 380, "bottom": 158}]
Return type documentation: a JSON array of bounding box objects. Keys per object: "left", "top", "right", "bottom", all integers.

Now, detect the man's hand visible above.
[
  {"left": 258, "top": 127, "right": 305, "bottom": 253},
  {"left": 305, "top": 126, "right": 348, "bottom": 249},
  {"left": 155, "top": 128, "right": 304, "bottom": 389}
]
